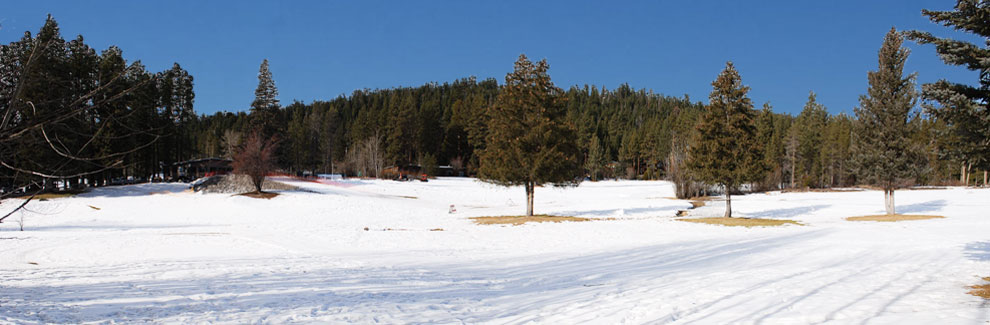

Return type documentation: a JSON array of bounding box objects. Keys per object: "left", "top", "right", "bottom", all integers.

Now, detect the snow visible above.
[{"left": 1, "top": 178, "right": 988, "bottom": 323}]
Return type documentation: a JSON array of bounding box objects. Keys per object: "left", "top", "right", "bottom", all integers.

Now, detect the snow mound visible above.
[{"left": 193, "top": 174, "right": 298, "bottom": 193}]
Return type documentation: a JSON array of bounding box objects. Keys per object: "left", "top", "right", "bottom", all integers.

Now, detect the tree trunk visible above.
[
  {"left": 966, "top": 162, "right": 972, "bottom": 186},
  {"left": 884, "top": 189, "right": 895, "bottom": 215},
  {"left": 724, "top": 190, "right": 732, "bottom": 218},
  {"left": 961, "top": 162, "right": 966, "bottom": 185},
  {"left": 790, "top": 160, "right": 796, "bottom": 188},
  {"left": 525, "top": 182, "right": 534, "bottom": 216},
  {"left": 984, "top": 170, "right": 988, "bottom": 187}
]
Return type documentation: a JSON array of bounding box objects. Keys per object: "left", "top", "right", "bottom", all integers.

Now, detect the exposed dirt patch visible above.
[
  {"left": 88, "top": 205, "right": 101, "bottom": 210},
  {"left": 688, "top": 196, "right": 720, "bottom": 208},
  {"left": 678, "top": 217, "right": 801, "bottom": 227},
  {"left": 471, "top": 215, "right": 592, "bottom": 226},
  {"left": 236, "top": 191, "right": 279, "bottom": 199},
  {"left": 968, "top": 277, "right": 990, "bottom": 299},
  {"left": 846, "top": 214, "right": 944, "bottom": 222},
  {"left": 674, "top": 196, "right": 716, "bottom": 217}
]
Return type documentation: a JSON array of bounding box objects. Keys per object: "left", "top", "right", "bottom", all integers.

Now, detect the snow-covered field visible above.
[{"left": 1, "top": 178, "right": 988, "bottom": 324}]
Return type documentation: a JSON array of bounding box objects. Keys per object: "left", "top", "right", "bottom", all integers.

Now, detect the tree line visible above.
[
  {"left": 3, "top": 1, "right": 989, "bottom": 217},
  {"left": 1, "top": 15, "right": 194, "bottom": 197},
  {"left": 193, "top": 63, "right": 971, "bottom": 191}
]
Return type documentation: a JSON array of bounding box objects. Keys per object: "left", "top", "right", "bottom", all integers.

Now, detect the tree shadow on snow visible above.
[
  {"left": 964, "top": 242, "right": 990, "bottom": 261},
  {"left": 556, "top": 205, "right": 686, "bottom": 218},
  {"left": 744, "top": 204, "right": 830, "bottom": 219},
  {"left": 0, "top": 230, "right": 828, "bottom": 323},
  {"left": 76, "top": 183, "right": 191, "bottom": 198},
  {"left": 895, "top": 199, "right": 947, "bottom": 214}
]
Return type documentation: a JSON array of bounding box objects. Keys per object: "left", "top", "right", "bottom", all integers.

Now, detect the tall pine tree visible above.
[
  {"left": 906, "top": 0, "right": 990, "bottom": 184},
  {"left": 794, "top": 91, "right": 829, "bottom": 187},
  {"left": 687, "top": 62, "right": 765, "bottom": 218},
  {"left": 250, "top": 59, "right": 280, "bottom": 139},
  {"left": 852, "top": 28, "right": 920, "bottom": 215},
  {"left": 478, "top": 54, "right": 581, "bottom": 216},
  {"left": 755, "top": 102, "right": 783, "bottom": 191},
  {"left": 586, "top": 135, "right": 606, "bottom": 181}
]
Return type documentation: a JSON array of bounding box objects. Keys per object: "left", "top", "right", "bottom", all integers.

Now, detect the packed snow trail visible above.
[{"left": 0, "top": 178, "right": 988, "bottom": 323}]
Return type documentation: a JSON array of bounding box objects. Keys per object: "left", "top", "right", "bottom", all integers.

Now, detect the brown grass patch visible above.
[
  {"left": 15, "top": 191, "right": 85, "bottom": 200},
  {"left": 845, "top": 214, "right": 944, "bottom": 222},
  {"left": 87, "top": 205, "right": 101, "bottom": 210},
  {"left": 678, "top": 217, "right": 801, "bottom": 227},
  {"left": 236, "top": 191, "right": 279, "bottom": 199},
  {"left": 471, "top": 215, "right": 591, "bottom": 226},
  {"left": 968, "top": 277, "right": 990, "bottom": 299}
]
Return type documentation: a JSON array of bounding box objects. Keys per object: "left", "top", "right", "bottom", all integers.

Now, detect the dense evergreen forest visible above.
[
  {"left": 2, "top": 10, "right": 988, "bottom": 199},
  {"left": 1, "top": 16, "right": 194, "bottom": 192},
  {"left": 190, "top": 68, "right": 963, "bottom": 191}
]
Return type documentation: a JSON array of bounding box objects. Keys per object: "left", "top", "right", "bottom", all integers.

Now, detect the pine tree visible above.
[
  {"left": 477, "top": 54, "right": 581, "bottom": 216},
  {"left": 906, "top": 0, "right": 990, "bottom": 183},
  {"left": 783, "top": 126, "right": 797, "bottom": 187},
  {"left": 686, "top": 62, "right": 765, "bottom": 218},
  {"left": 755, "top": 102, "right": 780, "bottom": 190},
  {"left": 250, "top": 59, "right": 280, "bottom": 139},
  {"left": 586, "top": 136, "right": 606, "bottom": 181},
  {"left": 1, "top": 16, "right": 184, "bottom": 218},
  {"left": 794, "top": 91, "right": 829, "bottom": 187},
  {"left": 823, "top": 114, "right": 854, "bottom": 186},
  {"left": 852, "top": 28, "right": 920, "bottom": 215}
]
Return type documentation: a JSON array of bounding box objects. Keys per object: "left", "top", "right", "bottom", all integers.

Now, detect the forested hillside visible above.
[{"left": 1, "top": 15, "right": 981, "bottom": 198}]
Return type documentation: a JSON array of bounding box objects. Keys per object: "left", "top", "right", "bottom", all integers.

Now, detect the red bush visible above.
[{"left": 232, "top": 132, "right": 278, "bottom": 193}]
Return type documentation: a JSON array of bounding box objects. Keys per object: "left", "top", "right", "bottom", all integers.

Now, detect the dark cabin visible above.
[{"left": 172, "top": 158, "right": 233, "bottom": 181}]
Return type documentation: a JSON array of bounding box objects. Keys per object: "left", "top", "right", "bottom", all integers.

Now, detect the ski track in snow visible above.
[{"left": 0, "top": 178, "right": 988, "bottom": 323}]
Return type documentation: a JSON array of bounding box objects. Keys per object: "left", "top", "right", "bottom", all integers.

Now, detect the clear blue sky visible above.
[{"left": 1, "top": 1, "right": 978, "bottom": 115}]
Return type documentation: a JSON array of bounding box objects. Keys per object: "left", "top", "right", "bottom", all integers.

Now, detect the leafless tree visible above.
[
  {"left": 450, "top": 156, "right": 464, "bottom": 172},
  {"left": 361, "top": 130, "right": 384, "bottom": 178},
  {"left": 232, "top": 131, "right": 278, "bottom": 193},
  {"left": 220, "top": 129, "right": 242, "bottom": 159}
]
